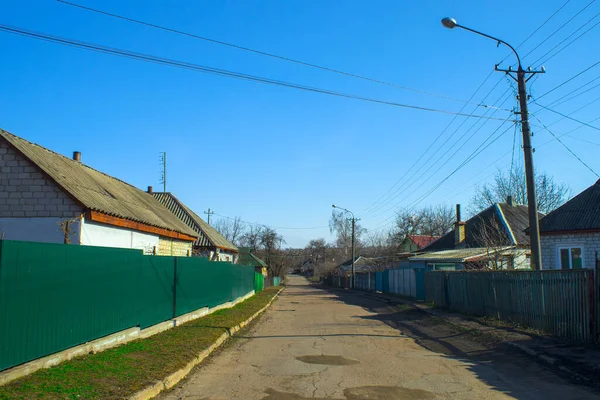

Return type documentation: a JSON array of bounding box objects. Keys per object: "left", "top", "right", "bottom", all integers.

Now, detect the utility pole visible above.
[
  {"left": 204, "top": 208, "right": 214, "bottom": 225},
  {"left": 442, "top": 17, "right": 545, "bottom": 270},
  {"left": 351, "top": 217, "right": 355, "bottom": 289},
  {"left": 332, "top": 204, "right": 358, "bottom": 289},
  {"left": 159, "top": 152, "right": 167, "bottom": 192}
]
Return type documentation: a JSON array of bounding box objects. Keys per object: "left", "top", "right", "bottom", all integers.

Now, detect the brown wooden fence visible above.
[{"left": 425, "top": 269, "right": 596, "bottom": 342}]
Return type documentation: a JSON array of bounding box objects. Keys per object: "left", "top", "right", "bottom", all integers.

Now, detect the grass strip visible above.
[{"left": 0, "top": 287, "right": 281, "bottom": 400}]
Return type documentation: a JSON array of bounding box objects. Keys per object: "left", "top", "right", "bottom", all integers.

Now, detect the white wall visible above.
[
  {"left": 80, "top": 219, "right": 159, "bottom": 254},
  {"left": 0, "top": 217, "right": 80, "bottom": 244},
  {"left": 541, "top": 232, "right": 600, "bottom": 269}
]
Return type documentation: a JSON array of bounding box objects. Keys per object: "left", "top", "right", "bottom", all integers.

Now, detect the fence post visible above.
[{"left": 172, "top": 257, "right": 178, "bottom": 320}]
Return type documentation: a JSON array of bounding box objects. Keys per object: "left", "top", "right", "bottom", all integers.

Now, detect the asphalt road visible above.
[{"left": 160, "top": 275, "right": 598, "bottom": 400}]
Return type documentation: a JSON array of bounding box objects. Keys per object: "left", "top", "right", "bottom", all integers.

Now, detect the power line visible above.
[
  {"left": 497, "top": 0, "right": 573, "bottom": 65},
  {"left": 368, "top": 121, "right": 516, "bottom": 233},
  {"left": 0, "top": 24, "right": 511, "bottom": 121},
  {"left": 522, "top": 0, "right": 596, "bottom": 60},
  {"left": 533, "top": 102, "right": 600, "bottom": 131},
  {"left": 360, "top": 71, "right": 502, "bottom": 216},
  {"left": 531, "top": 114, "right": 599, "bottom": 177},
  {"left": 363, "top": 86, "right": 514, "bottom": 218},
  {"left": 536, "top": 59, "right": 600, "bottom": 100},
  {"left": 544, "top": 74, "right": 600, "bottom": 107},
  {"left": 532, "top": 9, "right": 600, "bottom": 66},
  {"left": 56, "top": 0, "right": 503, "bottom": 110}
]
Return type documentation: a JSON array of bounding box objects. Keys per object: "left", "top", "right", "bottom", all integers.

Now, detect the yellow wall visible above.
[{"left": 157, "top": 237, "right": 193, "bottom": 256}]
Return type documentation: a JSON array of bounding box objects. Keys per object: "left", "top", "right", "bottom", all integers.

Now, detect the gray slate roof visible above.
[
  {"left": 0, "top": 129, "right": 197, "bottom": 237},
  {"left": 540, "top": 179, "right": 600, "bottom": 233},
  {"left": 153, "top": 192, "right": 238, "bottom": 252},
  {"left": 409, "top": 248, "right": 497, "bottom": 263},
  {"left": 424, "top": 203, "right": 542, "bottom": 251}
]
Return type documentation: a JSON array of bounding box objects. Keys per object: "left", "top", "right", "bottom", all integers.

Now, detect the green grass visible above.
[{"left": 0, "top": 287, "right": 281, "bottom": 400}]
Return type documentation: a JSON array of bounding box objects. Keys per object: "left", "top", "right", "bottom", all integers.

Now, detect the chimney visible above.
[
  {"left": 507, "top": 195, "right": 515, "bottom": 206},
  {"left": 73, "top": 151, "right": 81, "bottom": 162},
  {"left": 454, "top": 204, "right": 466, "bottom": 248},
  {"left": 147, "top": 186, "right": 153, "bottom": 194}
]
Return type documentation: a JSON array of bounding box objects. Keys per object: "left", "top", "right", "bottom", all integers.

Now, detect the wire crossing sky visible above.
[{"left": 1, "top": 0, "right": 599, "bottom": 247}]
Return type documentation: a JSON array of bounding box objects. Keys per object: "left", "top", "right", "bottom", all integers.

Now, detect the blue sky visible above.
[{"left": 1, "top": 0, "right": 599, "bottom": 247}]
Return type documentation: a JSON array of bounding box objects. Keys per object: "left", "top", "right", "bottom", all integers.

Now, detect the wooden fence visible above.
[{"left": 425, "top": 269, "right": 595, "bottom": 342}]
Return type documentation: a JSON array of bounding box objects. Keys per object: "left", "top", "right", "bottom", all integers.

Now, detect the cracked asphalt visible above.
[{"left": 159, "top": 276, "right": 599, "bottom": 399}]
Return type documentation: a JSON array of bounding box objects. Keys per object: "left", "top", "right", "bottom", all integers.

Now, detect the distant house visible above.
[
  {"left": 0, "top": 129, "right": 197, "bottom": 255},
  {"left": 398, "top": 235, "right": 440, "bottom": 253},
  {"left": 539, "top": 179, "right": 600, "bottom": 269},
  {"left": 238, "top": 247, "right": 268, "bottom": 275},
  {"left": 152, "top": 192, "right": 238, "bottom": 262},
  {"left": 333, "top": 256, "right": 394, "bottom": 276},
  {"left": 300, "top": 259, "right": 314, "bottom": 276},
  {"left": 411, "top": 199, "right": 541, "bottom": 270}
]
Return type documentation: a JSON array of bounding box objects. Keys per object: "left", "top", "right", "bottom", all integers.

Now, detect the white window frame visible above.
[{"left": 556, "top": 245, "right": 584, "bottom": 269}]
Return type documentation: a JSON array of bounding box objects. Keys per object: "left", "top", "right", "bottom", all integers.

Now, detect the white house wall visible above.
[
  {"left": 541, "top": 232, "right": 600, "bottom": 269},
  {"left": 80, "top": 219, "right": 158, "bottom": 254},
  {"left": 0, "top": 217, "right": 80, "bottom": 244}
]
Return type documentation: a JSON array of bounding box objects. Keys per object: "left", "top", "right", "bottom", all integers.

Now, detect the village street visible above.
[{"left": 160, "top": 276, "right": 598, "bottom": 400}]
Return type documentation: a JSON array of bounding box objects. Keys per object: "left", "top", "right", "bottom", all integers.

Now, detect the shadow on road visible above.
[{"left": 319, "top": 285, "right": 599, "bottom": 400}]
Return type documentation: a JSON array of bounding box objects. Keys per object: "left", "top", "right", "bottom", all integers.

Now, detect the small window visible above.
[
  {"left": 558, "top": 247, "right": 583, "bottom": 269},
  {"left": 428, "top": 263, "right": 455, "bottom": 271}
]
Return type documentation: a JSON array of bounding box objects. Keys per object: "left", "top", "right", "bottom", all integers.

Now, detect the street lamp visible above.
[
  {"left": 441, "top": 17, "right": 544, "bottom": 270},
  {"left": 332, "top": 204, "right": 357, "bottom": 289}
]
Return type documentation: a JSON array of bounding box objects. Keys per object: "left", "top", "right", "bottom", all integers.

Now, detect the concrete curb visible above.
[{"left": 128, "top": 287, "right": 285, "bottom": 400}]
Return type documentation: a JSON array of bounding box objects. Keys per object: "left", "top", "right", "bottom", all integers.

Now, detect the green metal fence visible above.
[
  {"left": 254, "top": 272, "right": 265, "bottom": 293},
  {"left": 0, "top": 240, "right": 255, "bottom": 372},
  {"left": 425, "top": 270, "right": 595, "bottom": 342}
]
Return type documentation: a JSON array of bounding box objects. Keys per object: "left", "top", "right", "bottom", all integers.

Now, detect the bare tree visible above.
[
  {"left": 420, "top": 205, "right": 455, "bottom": 237},
  {"left": 469, "top": 217, "right": 513, "bottom": 271},
  {"left": 470, "top": 165, "right": 571, "bottom": 214},
  {"left": 212, "top": 216, "right": 246, "bottom": 246},
  {"left": 329, "top": 210, "right": 365, "bottom": 257},
  {"left": 239, "top": 224, "right": 265, "bottom": 251},
  {"left": 305, "top": 238, "right": 329, "bottom": 273},
  {"left": 391, "top": 205, "right": 454, "bottom": 244},
  {"left": 362, "top": 231, "right": 394, "bottom": 257}
]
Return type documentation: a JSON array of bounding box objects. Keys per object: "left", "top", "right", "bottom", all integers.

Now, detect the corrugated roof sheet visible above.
[
  {"left": 408, "top": 235, "right": 440, "bottom": 249},
  {"left": 424, "top": 203, "right": 541, "bottom": 251},
  {"left": 153, "top": 192, "right": 238, "bottom": 252},
  {"left": 238, "top": 247, "right": 267, "bottom": 268},
  {"left": 540, "top": 179, "right": 600, "bottom": 233},
  {"left": 409, "top": 248, "right": 493, "bottom": 262},
  {"left": 0, "top": 129, "right": 197, "bottom": 237}
]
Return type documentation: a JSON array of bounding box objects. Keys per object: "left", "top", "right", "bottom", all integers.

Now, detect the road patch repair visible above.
[{"left": 0, "top": 286, "right": 283, "bottom": 400}]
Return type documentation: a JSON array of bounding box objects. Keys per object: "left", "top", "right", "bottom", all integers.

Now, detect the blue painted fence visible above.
[{"left": 425, "top": 269, "right": 595, "bottom": 342}]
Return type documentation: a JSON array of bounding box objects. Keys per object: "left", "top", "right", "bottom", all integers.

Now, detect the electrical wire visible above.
[
  {"left": 497, "top": 0, "right": 573, "bottom": 65},
  {"left": 533, "top": 102, "right": 600, "bottom": 131},
  {"left": 368, "top": 121, "right": 516, "bottom": 232},
  {"left": 535, "top": 59, "right": 600, "bottom": 100},
  {"left": 531, "top": 114, "right": 599, "bottom": 177},
  {"left": 55, "top": 0, "right": 504, "bottom": 110},
  {"left": 522, "top": 0, "right": 596, "bottom": 60},
  {"left": 360, "top": 72, "right": 503, "bottom": 216},
  {"left": 0, "top": 24, "right": 511, "bottom": 121},
  {"left": 544, "top": 74, "right": 600, "bottom": 107},
  {"left": 509, "top": 121, "right": 519, "bottom": 190},
  {"left": 366, "top": 89, "right": 514, "bottom": 219},
  {"left": 532, "top": 10, "right": 600, "bottom": 66}
]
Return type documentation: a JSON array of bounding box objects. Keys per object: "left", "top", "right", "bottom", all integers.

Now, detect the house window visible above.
[
  {"left": 558, "top": 247, "right": 583, "bottom": 269},
  {"left": 427, "top": 263, "right": 455, "bottom": 271}
]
